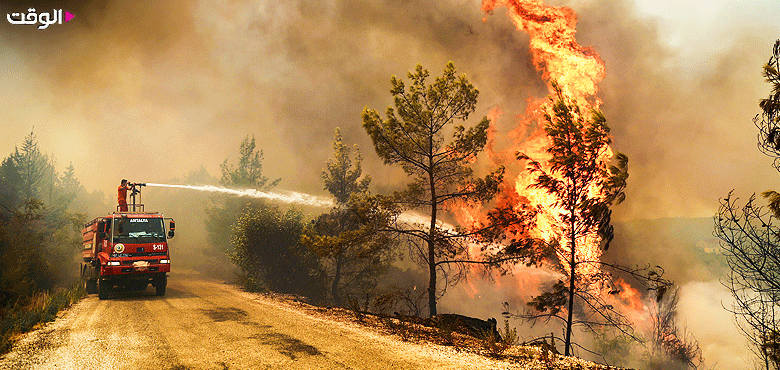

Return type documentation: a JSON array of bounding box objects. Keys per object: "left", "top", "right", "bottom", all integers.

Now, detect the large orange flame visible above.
[
  {"left": 482, "top": 0, "right": 605, "bottom": 104},
  {"left": 452, "top": 0, "right": 649, "bottom": 327},
  {"left": 476, "top": 0, "right": 610, "bottom": 276}
]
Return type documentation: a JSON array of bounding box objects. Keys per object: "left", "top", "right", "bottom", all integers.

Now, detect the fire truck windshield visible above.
[{"left": 112, "top": 218, "right": 165, "bottom": 243}]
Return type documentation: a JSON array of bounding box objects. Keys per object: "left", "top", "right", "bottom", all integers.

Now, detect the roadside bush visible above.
[{"left": 229, "top": 203, "right": 326, "bottom": 303}]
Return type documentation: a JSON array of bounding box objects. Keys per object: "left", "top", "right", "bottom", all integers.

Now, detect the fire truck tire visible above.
[
  {"left": 155, "top": 277, "right": 166, "bottom": 296},
  {"left": 85, "top": 278, "right": 97, "bottom": 294},
  {"left": 98, "top": 279, "right": 110, "bottom": 300}
]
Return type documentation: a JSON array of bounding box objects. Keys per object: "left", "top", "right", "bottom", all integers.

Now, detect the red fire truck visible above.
[{"left": 80, "top": 183, "right": 175, "bottom": 300}]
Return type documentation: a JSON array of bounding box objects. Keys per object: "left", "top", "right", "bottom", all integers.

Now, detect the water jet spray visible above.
[{"left": 144, "top": 183, "right": 335, "bottom": 208}]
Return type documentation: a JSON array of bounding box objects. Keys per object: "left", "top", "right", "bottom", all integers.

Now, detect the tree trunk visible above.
[
  {"left": 564, "top": 196, "right": 577, "bottom": 356},
  {"left": 428, "top": 181, "right": 438, "bottom": 318},
  {"left": 564, "top": 235, "right": 576, "bottom": 356},
  {"left": 332, "top": 251, "right": 343, "bottom": 307},
  {"left": 764, "top": 334, "right": 770, "bottom": 370}
]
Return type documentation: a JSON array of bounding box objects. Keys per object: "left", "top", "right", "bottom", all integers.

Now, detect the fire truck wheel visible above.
[
  {"left": 155, "top": 277, "right": 166, "bottom": 296},
  {"left": 85, "top": 278, "right": 97, "bottom": 294},
  {"left": 98, "top": 279, "right": 110, "bottom": 300}
]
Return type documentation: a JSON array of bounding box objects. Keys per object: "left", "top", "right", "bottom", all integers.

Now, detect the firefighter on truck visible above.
[{"left": 80, "top": 180, "right": 175, "bottom": 300}]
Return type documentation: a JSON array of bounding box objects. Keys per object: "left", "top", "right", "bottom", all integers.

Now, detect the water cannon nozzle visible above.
[{"left": 130, "top": 182, "right": 145, "bottom": 195}]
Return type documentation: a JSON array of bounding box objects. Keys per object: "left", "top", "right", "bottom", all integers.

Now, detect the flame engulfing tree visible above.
[
  {"left": 302, "top": 128, "right": 396, "bottom": 307},
  {"left": 517, "top": 83, "right": 629, "bottom": 356},
  {"left": 717, "top": 39, "right": 780, "bottom": 370},
  {"left": 362, "top": 62, "right": 504, "bottom": 317}
]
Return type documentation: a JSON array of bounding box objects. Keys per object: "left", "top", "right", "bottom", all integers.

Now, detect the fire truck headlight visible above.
[
  {"left": 159, "top": 259, "right": 170, "bottom": 264},
  {"left": 107, "top": 261, "right": 120, "bottom": 266}
]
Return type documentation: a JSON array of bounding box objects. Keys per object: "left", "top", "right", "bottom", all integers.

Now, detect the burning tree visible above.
[
  {"left": 362, "top": 62, "right": 505, "bottom": 317},
  {"left": 517, "top": 83, "right": 629, "bottom": 356},
  {"left": 302, "top": 128, "right": 397, "bottom": 307},
  {"left": 715, "top": 39, "right": 780, "bottom": 370},
  {"left": 477, "top": 0, "right": 678, "bottom": 360}
]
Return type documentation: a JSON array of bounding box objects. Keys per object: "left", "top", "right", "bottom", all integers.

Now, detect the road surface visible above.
[{"left": 0, "top": 271, "right": 515, "bottom": 370}]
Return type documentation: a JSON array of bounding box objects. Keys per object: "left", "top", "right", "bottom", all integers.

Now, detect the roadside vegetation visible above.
[
  {"left": 0, "top": 284, "right": 85, "bottom": 353},
  {"left": 0, "top": 132, "right": 102, "bottom": 354}
]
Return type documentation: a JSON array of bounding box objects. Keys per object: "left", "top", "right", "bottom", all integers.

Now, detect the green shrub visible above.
[{"left": 230, "top": 204, "right": 326, "bottom": 303}]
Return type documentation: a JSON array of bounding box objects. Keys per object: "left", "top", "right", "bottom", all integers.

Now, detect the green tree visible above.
[
  {"left": 303, "top": 128, "right": 396, "bottom": 307},
  {"left": 0, "top": 131, "right": 83, "bottom": 306},
  {"left": 230, "top": 204, "right": 325, "bottom": 302},
  {"left": 58, "top": 164, "right": 80, "bottom": 205},
  {"left": 322, "top": 128, "right": 370, "bottom": 204},
  {"left": 206, "top": 135, "right": 280, "bottom": 251},
  {"left": 11, "top": 131, "right": 51, "bottom": 201},
  {"left": 759, "top": 41, "right": 780, "bottom": 220},
  {"left": 518, "top": 83, "right": 629, "bottom": 356},
  {"left": 719, "top": 39, "right": 780, "bottom": 370},
  {"left": 362, "top": 62, "right": 504, "bottom": 317},
  {"left": 220, "top": 135, "right": 280, "bottom": 188}
]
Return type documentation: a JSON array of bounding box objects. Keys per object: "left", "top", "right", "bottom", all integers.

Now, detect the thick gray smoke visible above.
[{"left": 1, "top": 0, "right": 776, "bottom": 220}]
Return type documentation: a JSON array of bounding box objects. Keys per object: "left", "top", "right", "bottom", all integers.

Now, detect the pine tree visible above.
[
  {"left": 519, "top": 83, "right": 628, "bottom": 356},
  {"left": 362, "top": 62, "right": 504, "bottom": 316}
]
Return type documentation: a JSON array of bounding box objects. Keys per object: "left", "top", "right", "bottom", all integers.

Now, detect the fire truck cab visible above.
[{"left": 81, "top": 211, "right": 175, "bottom": 300}]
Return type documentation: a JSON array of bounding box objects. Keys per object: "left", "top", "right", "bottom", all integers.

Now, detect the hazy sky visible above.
[{"left": 1, "top": 0, "right": 779, "bottom": 221}]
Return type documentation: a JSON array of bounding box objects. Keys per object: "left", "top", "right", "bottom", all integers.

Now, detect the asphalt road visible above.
[{"left": 0, "top": 272, "right": 512, "bottom": 370}]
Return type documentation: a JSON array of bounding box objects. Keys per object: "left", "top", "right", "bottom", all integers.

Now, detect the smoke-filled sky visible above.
[{"left": 2, "top": 0, "right": 779, "bottom": 222}]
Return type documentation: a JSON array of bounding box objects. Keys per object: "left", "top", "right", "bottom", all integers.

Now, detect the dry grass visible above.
[
  {"left": 0, "top": 283, "right": 86, "bottom": 354},
  {"left": 252, "top": 291, "right": 630, "bottom": 370}
]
